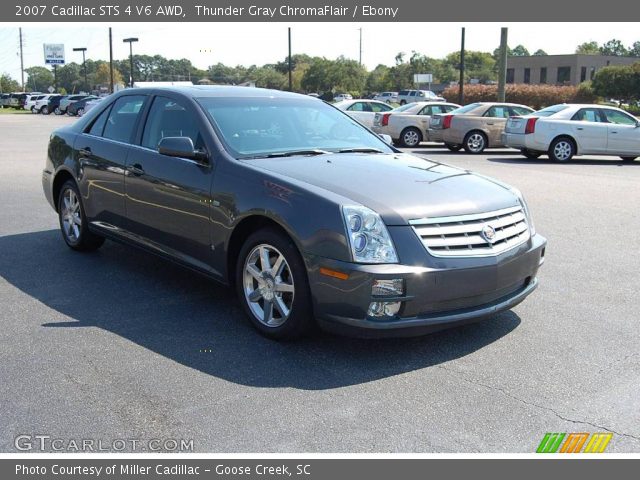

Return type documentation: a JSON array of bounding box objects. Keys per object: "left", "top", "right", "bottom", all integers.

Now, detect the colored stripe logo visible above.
[{"left": 536, "top": 433, "right": 612, "bottom": 453}]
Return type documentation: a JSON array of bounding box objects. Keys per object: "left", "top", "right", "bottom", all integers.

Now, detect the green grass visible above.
[{"left": 0, "top": 108, "right": 31, "bottom": 114}]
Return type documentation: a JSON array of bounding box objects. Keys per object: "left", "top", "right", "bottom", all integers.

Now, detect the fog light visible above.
[
  {"left": 372, "top": 279, "right": 404, "bottom": 297},
  {"left": 368, "top": 301, "right": 402, "bottom": 317}
]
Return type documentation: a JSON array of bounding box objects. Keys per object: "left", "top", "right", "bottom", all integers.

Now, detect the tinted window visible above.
[
  {"left": 510, "top": 106, "right": 534, "bottom": 116},
  {"left": 142, "top": 96, "right": 204, "bottom": 150},
  {"left": 399, "top": 90, "right": 409, "bottom": 96},
  {"left": 347, "top": 102, "right": 368, "bottom": 112},
  {"left": 103, "top": 95, "right": 146, "bottom": 144},
  {"left": 534, "top": 105, "right": 568, "bottom": 117},
  {"left": 571, "top": 108, "right": 602, "bottom": 122},
  {"left": 88, "top": 105, "right": 112, "bottom": 137},
  {"left": 602, "top": 109, "right": 637, "bottom": 126},
  {"left": 451, "top": 103, "right": 481, "bottom": 114}
]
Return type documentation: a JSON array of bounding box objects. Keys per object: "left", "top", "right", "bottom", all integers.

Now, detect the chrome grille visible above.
[{"left": 410, "top": 205, "right": 530, "bottom": 257}]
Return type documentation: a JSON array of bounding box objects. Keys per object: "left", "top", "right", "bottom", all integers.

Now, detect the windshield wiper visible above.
[
  {"left": 242, "top": 149, "right": 331, "bottom": 159},
  {"left": 335, "top": 147, "right": 384, "bottom": 154}
]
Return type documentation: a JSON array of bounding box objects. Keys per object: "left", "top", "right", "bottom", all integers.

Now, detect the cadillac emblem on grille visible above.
[{"left": 481, "top": 224, "right": 497, "bottom": 243}]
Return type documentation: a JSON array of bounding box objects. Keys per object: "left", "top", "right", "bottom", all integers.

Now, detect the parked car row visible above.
[{"left": 2, "top": 92, "right": 106, "bottom": 116}]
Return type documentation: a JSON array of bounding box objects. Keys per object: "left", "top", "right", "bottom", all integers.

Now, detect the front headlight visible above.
[
  {"left": 510, "top": 187, "right": 536, "bottom": 236},
  {"left": 342, "top": 205, "right": 398, "bottom": 263}
]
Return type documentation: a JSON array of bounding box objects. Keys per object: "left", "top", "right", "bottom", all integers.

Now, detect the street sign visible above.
[
  {"left": 43, "top": 44, "right": 65, "bottom": 65},
  {"left": 47, "top": 86, "right": 55, "bottom": 93},
  {"left": 413, "top": 73, "right": 433, "bottom": 83}
]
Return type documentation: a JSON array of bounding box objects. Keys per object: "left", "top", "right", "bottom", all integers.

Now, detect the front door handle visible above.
[
  {"left": 79, "top": 147, "right": 92, "bottom": 157},
  {"left": 576, "top": 127, "right": 584, "bottom": 131},
  {"left": 129, "top": 163, "right": 145, "bottom": 176},
  {"left": 611, "top": 131, "right": 618, "bottom": 134}
]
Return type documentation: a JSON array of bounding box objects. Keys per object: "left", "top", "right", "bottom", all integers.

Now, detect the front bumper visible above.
[{"left": 307, "top": 232, "right": 546, "bottom": 338}]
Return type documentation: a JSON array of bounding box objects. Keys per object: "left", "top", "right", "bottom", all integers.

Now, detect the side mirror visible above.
[
  {"left": 636, "top": 121, "right": 640, "bottom": 128},
  {"left": 158, "top": 136, "right": 208, "bottom": 162},
  {"left": 378, "top": 133, "right": 393, "bottom": 145}
]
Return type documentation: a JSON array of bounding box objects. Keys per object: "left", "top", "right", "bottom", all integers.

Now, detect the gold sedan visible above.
[{"left": 429, "top": 102, "right": 533, "bottom": 153}]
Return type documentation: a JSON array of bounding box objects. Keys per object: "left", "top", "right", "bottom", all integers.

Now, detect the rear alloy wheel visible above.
[
  {"left": 463, "top": 131, "right": 487, "bottom": 154},
  {"left": 77, "top": 108, "right": 85, "bottom": 117},
  {"left": 41, "top": 106, "right": 49, "bottom": 115},
  {"left": 236, "top": 228, "right": 313, "bottom": 339},
  {"left": 30, "top": 106, "right": 36, "bottom": 113},
  {"left": 54, "top": 107, "right": 62, "bottom": 115},
  {"left": 521, "top": 149, "right": 541, "bottom": 159},
  {"left": 445, "top": 143, "right": 462, "bottom": 152},
  {"left": 621, "top": 156, "right": 637, "bottom": 162},
  {"left": 399, "top": 127, "right": 422, "bottom": 148},
  {"left": 57, "top": 180, "right": 105, "bottom": 251},
  {"left": 549, "top": 137, "right": 575, "bottom": 162}
]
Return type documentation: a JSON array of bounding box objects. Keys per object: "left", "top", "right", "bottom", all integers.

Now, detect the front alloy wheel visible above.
[{"left": 236, "top": 228, "right": 313, "bottom": 339}]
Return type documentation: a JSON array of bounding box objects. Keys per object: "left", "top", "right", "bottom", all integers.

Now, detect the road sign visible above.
[
  {"left": 44, "top": 44, "right": 65, "bottom": 65},
  {"left": 413, "top": 73, "right": 433, "bottom": 83},
  {"left": 48, "top": 86, "right": 55, "bottom": 93}
]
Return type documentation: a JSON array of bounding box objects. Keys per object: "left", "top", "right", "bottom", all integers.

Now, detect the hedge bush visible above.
[{"left": 442, "top": 83, "right": 598, "bottom": 110}]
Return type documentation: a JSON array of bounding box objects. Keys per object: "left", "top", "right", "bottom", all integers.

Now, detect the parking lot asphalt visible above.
[{"left": 0, "top": 113, "right": 639, "bottom": 453}]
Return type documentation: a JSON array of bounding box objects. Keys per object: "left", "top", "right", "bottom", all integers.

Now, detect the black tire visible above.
[
  {"left": 57, "top": 180, "right": 105, "bottom": 252},
  {"left": 54, "top": 107, "right": 62, "bottom": 115},
  {"left": 548, "top": 137, "right": 575, "bottom": 162},
  {"left": 235, "top": 227, "right": 313, "bottom": 340},
  {"left": 621, "top": 156, "right": 637, "bottom": 162},
  {"left": 399, "top": 127, "right": 423, "bottom": 148},
  {"left": 41, "top": 106, "right": 49, "bottom": 115},
  {"left": 463, "top": 130, "right": 488, "bottom": 154},
  {"left": 77, "top": 108, "right": 85, "bottom": 117},
  {"left": 399, "top": 100, "right": 407, "bottom": 105},
  {"left": 521, "top": 149, "right": 541, "bottom": 159},
  {"left": 30, "top": 106, "right": 36, "bottom": 113},
  {"left": 445, "top": 143, "right": 462, "bottom": 152}
]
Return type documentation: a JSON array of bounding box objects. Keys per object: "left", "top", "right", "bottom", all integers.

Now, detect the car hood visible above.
[{"left": 245, "top": 153, "right": 519, "bottom": 225}]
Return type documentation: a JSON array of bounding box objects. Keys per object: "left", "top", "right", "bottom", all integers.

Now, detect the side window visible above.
[
  {"left": 347, "top": 102, "right": 366, "bottom": 112},
  {"left": 571, "top": 108, "right": 602, "bottom": 122},
  {"left": 486, "top": 106, "right": 509, "bottom": 118},
  {"left": 141, "top": 96, "right": 205, "bottom": 150},
  {"left": 443, "top": 105, "right": 457, "bottom": 113},
  {"left": 103, "top": 95, "right": 146, "bottom": 144},
  {"left": 602, "top": 109, "right": 637, "bottom": 126},
  {"left": 419, "top": 106, "right": 433, "bottom": 116},
  {"left": 87, "top": 105, "right": 112, "bottom": 137}
]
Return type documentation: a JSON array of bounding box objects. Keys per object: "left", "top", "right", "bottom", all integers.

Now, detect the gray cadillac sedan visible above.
[{"left": 42, "top": 86, "right": 546, "bottom": 339}]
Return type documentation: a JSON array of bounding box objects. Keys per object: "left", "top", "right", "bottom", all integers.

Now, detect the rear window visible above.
[
  {"left": 534, "top": 105, "right": 569, "bottom": 117},
  {"left": 450, "top": 103, "right": 481, "bottom": 114}
]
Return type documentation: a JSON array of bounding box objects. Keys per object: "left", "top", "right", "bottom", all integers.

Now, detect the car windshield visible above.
[
  {"left": 196, "top": 96, "right": 393, "bottom": 159},
  {"left": 533, "top": 105, "right": 570, "bottom": 117}
]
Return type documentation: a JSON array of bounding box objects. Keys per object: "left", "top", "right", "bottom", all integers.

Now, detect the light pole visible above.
[
  {"left": 73, "top": 47, "right": 88, "bottom": 92},
  {"left": 122, "top": 37, "right": 138, "bottom": 87}
]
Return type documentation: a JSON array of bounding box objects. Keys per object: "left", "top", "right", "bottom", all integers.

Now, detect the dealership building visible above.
[{"left": 506, "top": 54, "right": 638, "bottom": 85}]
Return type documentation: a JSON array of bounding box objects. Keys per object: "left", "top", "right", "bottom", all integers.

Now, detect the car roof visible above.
[{"left": 113, "top": 85, "right": 308, "bottom": 100}]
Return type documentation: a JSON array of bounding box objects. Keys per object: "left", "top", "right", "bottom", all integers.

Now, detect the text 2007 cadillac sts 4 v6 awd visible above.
[{"left": 43, "top": 86, "right": 546, "bottom": 339}]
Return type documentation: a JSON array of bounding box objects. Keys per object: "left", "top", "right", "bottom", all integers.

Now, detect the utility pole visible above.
[
  {"left": 19, "top": 28, "right": 25, "bottom": 90},
  {"left": 287, "top": 27, "right": 292, "bottom": 91},
  {"left": 458, "top": 27, "right": 465, "bottom": 105},
  {"left": 497, "top": 27, "right": 508, "bottom": 102},
  {"left": 358, "top": 28, "right": 363, "bottom": 66},
  {"left": 109, "top": 28, "right": 114, "bottom": 93},
  {"left": 73, "top": 47, "right": 88, "bottom": 92},
  {"left": 53, "top": 65, "right": 58, "bottom": 91}
]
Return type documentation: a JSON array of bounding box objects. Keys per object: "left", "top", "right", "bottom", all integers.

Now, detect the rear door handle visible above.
[
  {"left": 576, "top": 127, "right": 584, "bottom": 131},
  {"left": 129, "top": 163, "right": 145, "bottom": 176},
  {"left": 611, "top": 131, "right": 618, "bottom": 134}
]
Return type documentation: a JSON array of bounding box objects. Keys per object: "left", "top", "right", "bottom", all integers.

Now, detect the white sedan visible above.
[
  {"left": 371, "top": 102, "right": 460, "bottom": 147},
  {"left": 503, "top": 104, "right": 640, "bottom": 162},
  {"left": 333, "top": 99, "right": 394, "bottom": 128}
]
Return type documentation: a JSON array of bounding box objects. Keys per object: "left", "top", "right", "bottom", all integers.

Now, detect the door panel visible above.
[
  {"left": 601, "top": 109, "right": 640, "bottom": 155},
  {"left": 569, "top": 108, "right": 608, "bottom": 154}
]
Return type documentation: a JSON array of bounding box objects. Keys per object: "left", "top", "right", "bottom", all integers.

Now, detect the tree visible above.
[
  {"left": 533, "top": 49, "right": 548, "bottom": 56},
  {"left": 55, "top": 63, "right": 82, "bottom": 93},
  {"left": 24, "top": 66, "right": 54, "bottom": 92},
  {"left": 600, "top": 39, "right": 628, "bottom": 56},
  {"left": 1, "top": 73, "right": 20, "bottom": 93},
  {"left": 443, "top": 50, "right": 496, "bottom": 83},
  {"left": 575, "top": 41, "right": 599, "bottom": 54},
  {"left": 365, "top": 64, "right": 392, "bottom": 93},
  {"left": 630, "top": 41, "right": 640, "bottom": 57},
  {"left": 511, "top": 45, "right": 530, "bottom": 56},
  {"left": 92, "top": 63, "right": 123, "bottom": 87},
  {"left": 592, "top": 63, "right": 640, "bottom": 103}
]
